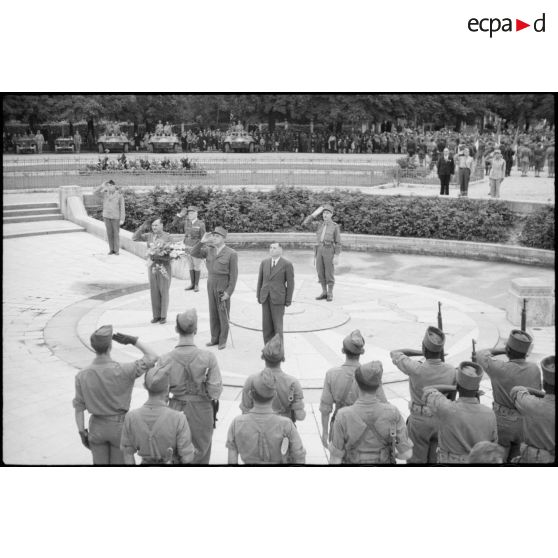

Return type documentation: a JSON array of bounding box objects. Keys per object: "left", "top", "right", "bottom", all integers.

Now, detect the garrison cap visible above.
[
  {"left": 90, "top": 325, "right": 113, "bottom": 352},
  {"left": 541, "top": 355, "right": 555, "bottom": 386},
  {"left": 212, "top": 226, "right": 227, "bottom": 238},
  {"left": 343, "top": 329, "right": 365, "bottom": 355},
  {"left": 355, "top": 361, "right": 383, "bottom": 388},
  {"left": 187, "top": 205, "right": 198, "bottom": 212},
  {"left": 423, "top": 326, "right": 445, "bottom": 352},
  {"left": 145, "top": 362, "right": 170, "bottom": 393},
  {"left": 506, "top": 329, "right": 532, "bottom": 354},
  {"left": 457, "top": 361, "right": 483, "bottom": 390},
  {"left": 176, "top": 308, "right": 197, "bottom": 334},
  {"left": 252, "top": 368, "right": 276, "bottom": 399},
  {"left": 261, "top": 334, "right": 284, "bottom": 364},
  {"left": 322, "top": 204, "right": 334, "bottom": 214}
]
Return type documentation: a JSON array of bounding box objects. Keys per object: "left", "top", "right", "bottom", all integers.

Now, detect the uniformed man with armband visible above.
[
  {"left": 329, "top": 361, "right": 413, "bottom": 464},
  {"left": 227, "top": 369, "right": 306, "bottom": 465},
  {"left": 510, "top": 355, "right": 555, "bottom": 464},
  {"left": 240, "top": 334, "right": 305, "bottom": 423}
]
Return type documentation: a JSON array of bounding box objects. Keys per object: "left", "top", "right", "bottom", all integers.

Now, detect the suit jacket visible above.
[
  {"left": 437, "top": 155, "right": 455, "bottom": 177},
  {"left": 257, "top": 257, "right": 294, "bottom": 305}
]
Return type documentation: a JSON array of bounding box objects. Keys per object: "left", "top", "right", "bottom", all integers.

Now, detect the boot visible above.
[
  {"left": 326, "top": 284, "right": 333, "bottom": 302},
  {"left": 193, "top": 270, "right": 200, "bottom": 292},
  {"left": 315, "top": 283, "right": 327, "bottom": 300},
  {"left": 185, "top": 270, "right": 195, "bottom": 291}
]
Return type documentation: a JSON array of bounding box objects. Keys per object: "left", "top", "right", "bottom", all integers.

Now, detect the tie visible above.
[
  {"left": 320, "top": 224, "right": 327, "bottom": 242},
  {"left": 272, "top": 260, "right": 276, "bottom": 268}
]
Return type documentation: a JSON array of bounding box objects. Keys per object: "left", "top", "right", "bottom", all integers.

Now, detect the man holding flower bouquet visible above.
[{"left": 133, "top": 218, "right": 173, "bottom": 324}]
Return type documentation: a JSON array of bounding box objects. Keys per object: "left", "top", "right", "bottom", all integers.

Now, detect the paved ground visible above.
[{"left": 2, "top": 230, "right": 554, "bottom": 465}]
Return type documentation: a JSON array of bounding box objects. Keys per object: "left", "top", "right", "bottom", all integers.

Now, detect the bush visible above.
[
  {"left": 519, "top": 206, "right": 555, "bottom": 250},
  {"left": 88, "top": 184, "right": 544, "bottom": 246}
]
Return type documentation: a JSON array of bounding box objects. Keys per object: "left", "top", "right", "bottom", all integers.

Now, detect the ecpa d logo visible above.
[{"left": 468, "top": 13, "right": 546, "bottom": 37}]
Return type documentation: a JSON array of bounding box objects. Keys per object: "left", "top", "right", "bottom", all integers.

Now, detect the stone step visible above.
[
  {"left": 3, "top": 202, "right": 59, "bottom": 210},
  {"left": 3, "top": 207, "right": 62, "bottom": 218},
  {"left": 3, "top": 220, "right": 85, "bottom": 239},
  {"left": 3, "top": 214, "right": 64, "bottom": 224}
]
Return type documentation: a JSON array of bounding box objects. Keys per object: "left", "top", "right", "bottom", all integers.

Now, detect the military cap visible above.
[
  {"left": 261, "top": 334, "right": 284, "bottom": 364},
  {"left": 457, "top": 361, "right": 483, "bottom": 390},
  {"left": 355, "top": 361, "right": 383, "bottom": 388},
  {"left": 212, "top": 226, "right": 227, "bottom": 238},
  {"left": 90, "top": 325, "right": 113, "bottom": 352},
  {"left": 176, "top": 308, "right": 197, "bottom": 334},
  {"left": 343, "top": 329, "right": 365, "bottom": 355},
  {"left": 506, "top": 329, "right": 532, "bottom": 354},
  {"left": 187, "top": 205, "right": 198, "bottom": 212},
  {"left": 541, "top": 355, "right": 555, "bottom": 386},
  {"left": 145, "top": 362, "right": 170, "bottom": 393},
  {"left": 252, "top": 368, "right": 276, "bottom": 399},
  {"left": 423, "top": 326, "right": 445, "bottom": 352},
  {"left": 322, "top": 204, "right": 334, "bottom": 214}
]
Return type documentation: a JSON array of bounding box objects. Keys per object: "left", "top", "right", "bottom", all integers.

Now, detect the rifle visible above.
[
  {"left": 471, "top": 339, "right": 477, "bottom": 363},
  {"left": 521, "top": 298, "right": 527, "bottom": 331},
  {"left": 437, "top": 301, "right": 445, "bottom": 362},
  {"left": 203, "top": 366, "right": 219, "bottom": 428}
]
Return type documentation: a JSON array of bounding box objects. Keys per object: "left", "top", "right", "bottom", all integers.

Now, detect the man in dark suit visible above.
[
  {"left": 436, "top": 147, "right": 455, "bottom": 195},
  {"left": 256, "top": 243, "right": 295, "bottom": 344}
]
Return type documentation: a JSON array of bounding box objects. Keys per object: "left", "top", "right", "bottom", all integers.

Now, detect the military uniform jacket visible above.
[
  {"left": 73, "top": 355, "right": 156, "bottom": 416},
  {"left": 303, "top": 216, "right": 342, "bottom": 255},
  {"left": 120, "top": 401, "right": 195, "bottom": 463},
  {"left": 226, "top": 409, "right": 306, "bottom": 464},
  {"left": 240, "top": 368, "right": 305, "bottom": 420},
  {"left": 476, "top": 352, "right": 541, "bottom": 409},
  {"left": 329, "top": 397, "right": 412, "bottom": 464},
  {"left": 511, "top": 388, "right": 555, "bottom": 452},
  {"left": 319, "top": 363, "right": 387, "bottom": 416},
  {"left": 192, "top": 244, "right": 238, "bottom": 296},
  {"left": 170, "top": 217, "right": 206, "bottom": 248},
  {"left": 423, "top": 391, "right": 498, "bottom": 456},
  {"left": 161, "top": 343, "right": 223, "bottom": 401}
]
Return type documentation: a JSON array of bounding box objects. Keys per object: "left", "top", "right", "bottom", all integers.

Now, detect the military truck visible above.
[{"left": 55, "top": 137, "right": 75, "bottom": 153}]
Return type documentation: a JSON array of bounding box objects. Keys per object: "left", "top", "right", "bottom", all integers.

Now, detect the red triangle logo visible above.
[{"left": 516, "top": 19, "right": 530, "bottom": 31}]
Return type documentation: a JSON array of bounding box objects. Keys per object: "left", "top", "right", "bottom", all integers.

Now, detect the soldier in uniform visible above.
[
  {"left": 390, "top": 326, "right": 457, "bottom": 464},
  {"left": 476, "top": 329, "right": 541, "bottom": 462},
  {"left": 192, "top": 226, "right": 238, "bottom": 350},
  {"left": 518, "top": 142, "right": 531, "bottom": 176},
  {"left": 240, "top": 334, "right": 305, "bottom": 422},
  {"left": 95, "top": 180, "right": 125, "bottom": 255},
  {"left": 320, "top": 330, "right": 388, "bottom": 447},
  {"left": 329, "top": 362, "right": 413, "bottom": 464},
  {"left": 172, "top": 205, "right": 206, "bottom": 292},
  {"left": 73, "top": 326, "right": 158, "bottom": 465},
  {"left": 159, "top": 309, "right": 223, "bottom": 465},
  {"left": 133, "top": 217, "right": 172, "bottom": 324},
  {"left": 422, "top": 361, "right": 498, "bottom": 464},
  {"left": 227, "top": 369, "right": 306, "bottom": 464},
  {"left": 302, "top": 203, "right": 342, "bottom": 302},
  {"left": 510, "top": 355, "right": 555, "bottom": 464},
  {"left": 155, "top": 120, "right": 164, "bottom": 135},
  {"left": 120, "top": 364, "right": 196, "bottom": 465},
  {"left": 163, "top": 122, "right": 172, "bottom": 136}
]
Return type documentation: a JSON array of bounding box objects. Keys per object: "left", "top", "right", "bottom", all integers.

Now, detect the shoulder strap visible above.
[
  {"left": 275, "top": 380, "right": 296, "bottom": 414},
  {"left": 171, "top": 348, "right": 202, "bottom": 385},
  {"left": 247, "top": 414, "right": 272, "bottom": 462},
  {"left": 138, "top": 411, "right": 170, "bottom": 460}
]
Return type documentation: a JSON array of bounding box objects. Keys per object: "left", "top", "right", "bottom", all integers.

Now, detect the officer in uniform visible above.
[
  {"left": 422, "top": 361, "right": 498, "bottom": 464},
  {"left": 73, "top": 326, "right": 158, "bottom": 465},
  {"left": 158, "top": 309, "right": 223, "bottom": 465},
  {"left": 302, "top": 203, "right": 342, "bottom": 302},
  {"left": 320, "top": 330, "right": 388, "bottom": 447},
  {"left": 192, "top": 226, "right": 238, "bottom": 349},
  {"left": 172, "top": 205, "right": 206, "bottom": 292},
  {"left": 120, "top": 364, "right": 196, "bottom": 465},
  {"left": 227, "top": 369, "right": 306, "bottom": 464},
  {"left": 329, "top": 362, "right": 413, "bottom": 464},
  {"left": 476, "top": 329, "right": 541, "bottom": 462},
  {"left": 510, "top": 355, "right": 555, "bottom": 464},
  {"left": 390, "top": 326, "right": 457, "bottom": 464},
  {"left": 239, "top": 334, "right": 306, "bottom": 422}
]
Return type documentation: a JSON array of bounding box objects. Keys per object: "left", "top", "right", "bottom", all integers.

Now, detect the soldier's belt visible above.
[
  {"left": 92, "top": 413, "right": 126, "bottom": 422},
  {"left": 171, "top": 394, "right": 210, "bottom": 402},
  {"left": 317, "top": 241, "right": 334, "bottom": 247},
  {"left": 437, "top": 449, "right": 469, "bottom": 464},
  {"left": 140, "top": 457, "right": 168, "bottom": 465},
  {"left": 409, "top": 402, "right": 434, "bottom": 417},
  {"left": 493, "top": 402, "right": 520, "bottom": 417}
]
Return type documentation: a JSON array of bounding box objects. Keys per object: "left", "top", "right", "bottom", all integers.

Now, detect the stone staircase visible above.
[{"left": 3, "top": 202, "right": 85, "bottom": 238}]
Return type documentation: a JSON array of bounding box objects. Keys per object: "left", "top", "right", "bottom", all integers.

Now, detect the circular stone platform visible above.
[{"left": 69, "top": 273, "right": 502, "bottom": 389}]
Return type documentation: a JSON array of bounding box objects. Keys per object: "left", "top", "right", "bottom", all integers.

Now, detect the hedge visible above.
[
  {"left": 87, "top": 184, "right": 549, "bottom": 247},
  {"left": 519, "top": 205, "right": 555, "bottom": 250}
]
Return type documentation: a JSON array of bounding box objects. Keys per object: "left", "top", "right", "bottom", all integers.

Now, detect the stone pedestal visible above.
[
  {"left": 59, "top": 186, "right": 83, "bottom": 218},
  {"left": 507, "top": 278, "right": 555, "bottom": 327}
]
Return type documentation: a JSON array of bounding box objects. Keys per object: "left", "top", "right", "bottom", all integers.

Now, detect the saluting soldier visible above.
[
  {"left": 192, "top": 226, "right": 238, "bottom": 350},
  {"left": 329, "top": 361, "right": 413, "bottom": 464},
  {"left": 476, "top": 329, "right": 541, "bottom": 462},
  {"left": 95, "top": 180, "right": 125, "bottom": 255},
  {"left": 227, "top": 369, "right": 306, "bottom": 464},
  {"left": 302, "top": 203, "right": 342, "bottom": 302},
  {"left": 390, "top": 326, "right": 457, "bottom": 464},
  {"left": 422, "top": 362, "right": 498, "bottom": 464},
  {"left": 120, "top": 364, "right": 195, "bottom": 465},
  {"left": 320, "top": 330, "right": 388, "bottom": 447},
  {"left": 510, "top": 355, "right": 555, "bottom": 464},
  {"left": 172, "top": 205, "right": 206, "bottom": 292},
  {"left": 73, "top": 326, "right": 158, "bottom": 465},
  {"left": 240, "top": 334, "right": 305, "bottom": 422},
  {"left": 159, "top": 309, "right": 223, "bottom": 465}
]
